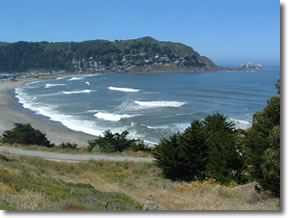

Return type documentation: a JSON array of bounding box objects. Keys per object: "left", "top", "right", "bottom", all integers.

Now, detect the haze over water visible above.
[{"left": 15, "top": 66, "right": 280, "bottom": 145}]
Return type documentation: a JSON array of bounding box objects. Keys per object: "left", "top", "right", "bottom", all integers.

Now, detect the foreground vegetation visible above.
[
  {"left": 0, "top": 153, "right": 279, "bottom": 210},
  {"left": 0, "top": 153, "right": 141, "bottom": 210}
]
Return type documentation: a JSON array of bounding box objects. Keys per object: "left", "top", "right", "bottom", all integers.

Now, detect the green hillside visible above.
[{"left": 0, "top": 37, "right": 218, "bottom": 73}]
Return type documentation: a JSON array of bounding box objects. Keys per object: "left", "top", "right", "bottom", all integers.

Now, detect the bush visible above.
[
  {"left": 88, "top": 130, "right": 149, "bottom": 153},
  {"left": 2, "top": 123, "right": 53, "bottom": 147},
  {"left": 153, "top": 114, "right": 244, "bottom": 184},
  {"left": 245, "top": 80, "right": 280, "bottom": 197},
  {"left": 256, "top": 148, "right": 280, "bottom": 197},
  {"left": 153, "top": 120, "right": 207, "bottom": 181},
  {"left": 204, "top": 113, "right": 244, "bottom": 185},
  {"left": 59, "top": 142, "right": 78, "bottom": 150}
]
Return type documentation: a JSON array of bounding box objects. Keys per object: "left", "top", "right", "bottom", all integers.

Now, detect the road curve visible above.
[{"left": 0, "top": 146, "right": 154, "bottom": 162}]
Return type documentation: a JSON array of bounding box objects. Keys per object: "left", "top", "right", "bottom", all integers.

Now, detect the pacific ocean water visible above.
[{"left": 15, "top": 66, "right": 280, "bottom": 145}]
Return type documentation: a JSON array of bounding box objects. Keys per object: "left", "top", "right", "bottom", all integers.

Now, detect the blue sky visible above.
[{"left": 0, "top": 0, "right": 280, "bottom": 66}]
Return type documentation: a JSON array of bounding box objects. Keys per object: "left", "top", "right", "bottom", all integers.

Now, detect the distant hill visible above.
[
  {"left": 0, "top": 37, "right": 222, "bottom": 73},
  {"left": 0, "top": 42, "right": 10, "bottom": 47}
]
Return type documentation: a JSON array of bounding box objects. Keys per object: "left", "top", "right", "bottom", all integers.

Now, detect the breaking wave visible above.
[
  {"left": 134, "top": 101, "right": 186, "bottom": 107},
  {"left": 45, "top": 83, "right": 66, "bottom": 88},
  {"left": 15, "top": 88, "right": 102, "bottom": 136},
  {"left": 62, "top": 90, "right": 94, "bottom": 95},
  {"left": 94, "top": 112, "right": 135, "bottom": 121},
  {"left": 108, "top": 86, "right": 140, "bottom": 92},
  {"left": 229, "top": 118, "right": 252, "bottom": 130},
  {"left": 68, "top": 77, "right": 83, "bottom": 81}
]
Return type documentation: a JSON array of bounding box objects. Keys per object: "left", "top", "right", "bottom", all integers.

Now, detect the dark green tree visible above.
[
  {"left": 153, "top": 120, "right": 208, "bottom": 181},
  {"left": 179, "top": 120, "right": 208, "bottom": 180},
  {"left": 153, "top": 133, "right": 184, "bottom": 180},
  {"left": 88, "top": 130, "right": 148, "bottom": 153},
  {"left": 2, "top": 123, "right": 52, "bottom": 147},
  {"left": 245, "top": 80, "right": 280, "bottom": 197},
  {"left": 153, "top": 114, "right": 244, "bottom": 184},
  {"left": 203, "top": 113, "right": 243, "bottom": 184}
]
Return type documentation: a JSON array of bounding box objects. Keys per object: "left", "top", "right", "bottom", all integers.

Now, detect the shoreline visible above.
[{"left": 0, "top": 76, "right": 94, "bottom": 146}]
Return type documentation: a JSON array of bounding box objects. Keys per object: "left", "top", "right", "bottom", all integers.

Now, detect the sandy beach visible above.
[{"left": 0, "top": 78, "right": 93, "bottom": 146}]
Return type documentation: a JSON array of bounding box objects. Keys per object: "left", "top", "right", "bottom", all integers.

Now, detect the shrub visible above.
[
  {"left": 153, "top": 114, "right": 244, "bottom": 184},
  {"left": 256, "top": 147, "right": 280, "bottom": 197},
  {"left": 203, "top": 113, "right": 244, "bottom": 185},
  {"left": 88, "top": 130, "right": 149, "bottom": 153},
  {"left": 2, "top": 123, "right": 53, "bottom": 147},
  {"left": 59, "top": 142, "right": 78, "bottom": 150},
  {"left": 245, "top": 80, "right": 280, "bottom": 197},
  {"left": 153, "top": 120, "right": 207, "bottom": 181}
]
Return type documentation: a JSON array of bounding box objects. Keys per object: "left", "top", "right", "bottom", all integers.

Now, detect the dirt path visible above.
[{"left": 0, "top": 146, "right": 154, "bottom": 162}]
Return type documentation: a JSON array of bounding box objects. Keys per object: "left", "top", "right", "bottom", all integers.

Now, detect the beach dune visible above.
[{"left": 0, "top": 79, "right": 93, "bottom": 146}]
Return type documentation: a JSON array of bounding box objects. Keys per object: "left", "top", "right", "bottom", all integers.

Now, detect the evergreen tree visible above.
[
  {"left": 88, "top": 130, "right": 148, "bottom": 152},
  {"left": 153, "top": 120, "right": 208, "bottom": 181},
  {"left": 2, "top": 123, "right": 52, "bottom": 147},
  {"left": 179, "top": 120, "right": 208, "bottom": 180},
  {"left": 203, "top": 113, "right": 243, "bottom": 184},
  {"left": 153, "top": 114, "right": 244, "bottom": 183},
  {"left": 245, "top": 80, "right": 280, "bottom": 197},
  {"left": 153, "top": 134, "right": 184, "bottom": 180}
]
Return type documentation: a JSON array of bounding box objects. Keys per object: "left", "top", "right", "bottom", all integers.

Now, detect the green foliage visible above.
[
  {"left": 88, "top": 130, "right": 149, "bottom": 153},
  {"left": 245, "top": 80, "right": 280, "bottom": 197},
  {"left": 256, "top": 148, "right": 280, "bottom": 197},
  {"left": 59, "top": 142, "right": 78, "bottom": 150},
  {"left": 2, "top": 123, "right": 53, "bottom": 147},
  {"left": 153, "top": 120, "right": 208, "bottom": 181},
  {"left": 153, "top": 114, "right": 244, "bottom": 184},
  {"left": 153, "top": 133, "right": 185, "bottom": 180},
  {"left": 0, "top": 37, "right": 214, "bottom": 72},
  {"left": 203, "top": 114, "right": 243, "bottom": 185}
]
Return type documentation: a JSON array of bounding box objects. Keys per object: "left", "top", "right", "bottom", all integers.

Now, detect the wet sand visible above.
[{"left": 0, "top": 78, "right": 93, "bottom": 146}]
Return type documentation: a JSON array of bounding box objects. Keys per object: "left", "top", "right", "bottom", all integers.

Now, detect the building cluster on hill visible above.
[{"left": 71, "top": 53, "right": 191, "bottom": 73}]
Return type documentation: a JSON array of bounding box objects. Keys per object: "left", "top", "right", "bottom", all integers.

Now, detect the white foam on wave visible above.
[
  {"left": 15, "top": 88, "right": 102, "bottom": 136},
  {"left": 25, "top": 81, "right": 43, "bottom": 88},
  {"left": 108, "top": 86, "right": 140, "bottom": 92},
  {"left": 27, "top": 81, "right": 42, "bottom": 85},
  {"left": 81, "top": 73, "right": 102, "bottom": 78},
  {"left": 134, "top": 101, "right": 186, "bottom": 108},
  {"left": 62, "top": 90, "right": 94, "bottom": 95},
  {"left": 85, "top": 81, "right": 90, "bottom": 85},
  {"left": 149, "top": 122, "right": 190, "bottom": 132},
  {"left": 68, "top": 77, "right": 83, "bottom": 81},
  {"left": 56, "top": 76, "right": 66, "bottom": 80},
  {"left": 45, "top": 83, "right": 66, "bottom": 89},
  {"left": 229, "top": 118, "right": 252, "bottom": 130},
  {"left": 94, "top": 112, "right": 135, "bottom": 121}
]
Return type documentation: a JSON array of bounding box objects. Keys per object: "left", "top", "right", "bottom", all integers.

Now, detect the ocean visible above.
[{"left": 14, "top": 66, "right": 280, "bottom": 145}]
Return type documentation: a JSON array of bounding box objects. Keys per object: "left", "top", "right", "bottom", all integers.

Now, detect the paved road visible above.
[{"left": 0, "top": 146, "right": 154, "bottom": 162}]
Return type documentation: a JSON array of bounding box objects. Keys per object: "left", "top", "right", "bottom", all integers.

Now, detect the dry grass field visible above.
[{"left": 0, "top": 152, "right": 280, "bottom": 210}]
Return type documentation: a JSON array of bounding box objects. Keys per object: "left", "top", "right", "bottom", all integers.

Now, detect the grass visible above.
[
  {"left": 0, "top": 153, "right": 141, "bottom": 210},
  {"left": 0, "top": 152, "right": 280, "bottom": 210}
]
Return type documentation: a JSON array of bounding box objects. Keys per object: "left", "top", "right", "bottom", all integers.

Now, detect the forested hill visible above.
[{"left": 0, "top": 37, "right": 222, "bottom": 73}]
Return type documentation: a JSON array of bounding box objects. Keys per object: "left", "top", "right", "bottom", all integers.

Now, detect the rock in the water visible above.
[{"left": 143, "top": 200, "right": 158, "bottom": 210}]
